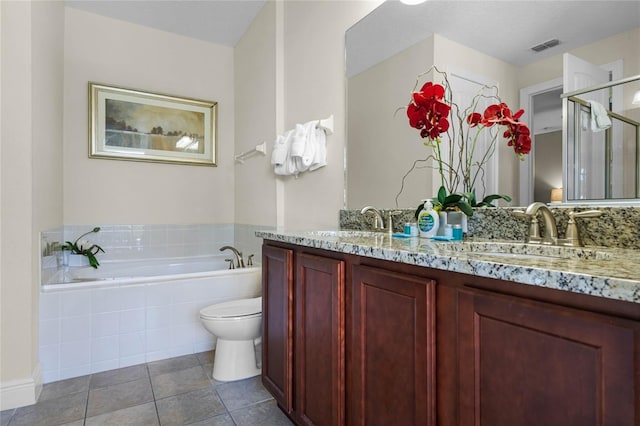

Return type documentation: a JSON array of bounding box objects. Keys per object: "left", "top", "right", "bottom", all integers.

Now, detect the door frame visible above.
[
  {"left": 519, "top": 78, "right": 563, "bottom": 206},
  {"left": 519, "top": 60, "right": 623, "bottom": 206}
]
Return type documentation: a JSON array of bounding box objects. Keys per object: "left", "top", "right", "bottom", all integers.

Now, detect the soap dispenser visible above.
[{"left": 417, "top": 200, "right": 439, "bottom": 238}]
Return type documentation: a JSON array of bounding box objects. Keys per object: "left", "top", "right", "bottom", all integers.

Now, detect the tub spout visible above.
[{"left": 220, "top": 246, "right": 245, "bottom": 268}]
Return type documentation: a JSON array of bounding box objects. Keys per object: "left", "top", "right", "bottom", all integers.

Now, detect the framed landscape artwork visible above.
[{"left": 89, "top": 82, "right": 217, "bottom": 166}]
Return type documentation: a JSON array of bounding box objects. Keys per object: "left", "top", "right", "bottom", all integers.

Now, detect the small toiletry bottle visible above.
[
  {"left": 417, "top": 200, "right": 439, "bottom": 238},
  {"left": 444, "top": 225, "right": 453, "bottom": 239},
  {"left": 452, "top": 224, "right": 463, "bottom": 241}
]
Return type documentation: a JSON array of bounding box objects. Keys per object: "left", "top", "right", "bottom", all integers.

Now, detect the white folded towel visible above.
[
  {"left": 293, "top": 121, "right": 317, "bottom": 172},
  {"left": 309, "top": 127, "right": 327, "bottom": 171},
  {"left": 290, "top": 123, "right": 307, "bottom": 158},
  {"left": 271, "top": 120, "right": 329, "bottom": 176},
  {"left": 270, "top": 134, "right": 287, "bottom": 166},
  {"left": 588, "top": 100, "right": 612, "bottom": 132},
  {"left": 273, "top": 130, "right": 297, "bottom": 176}
]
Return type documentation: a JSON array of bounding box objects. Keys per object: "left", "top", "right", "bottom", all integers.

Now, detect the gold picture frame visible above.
[{"left": 89, "top": 82, "right": 217, "bottom": 166}]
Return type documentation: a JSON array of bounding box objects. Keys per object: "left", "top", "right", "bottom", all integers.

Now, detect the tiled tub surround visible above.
[
  {"left": 39, "top": 266, "right": 261, "bottom": 384},
  {"left": 42, "top": 223, "right": 268, "bottom": 266},
  {"left": 256, "top": 230, "right": 640, "bottom": 304},
  {"left": 38, "top": 223, "right": 271, "bottom": 384},
  {"left": 340, "top": 206, "right": 640, "bottom": 249}
]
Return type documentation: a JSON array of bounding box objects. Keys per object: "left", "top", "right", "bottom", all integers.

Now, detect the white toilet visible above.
[{"left": 199, "top": 296, "right": 262, "bottom": 382}]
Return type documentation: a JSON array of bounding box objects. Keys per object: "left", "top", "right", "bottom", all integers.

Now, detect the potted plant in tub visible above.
[{"left": 63, "top": 227, "right": 105, "bottom": 269}]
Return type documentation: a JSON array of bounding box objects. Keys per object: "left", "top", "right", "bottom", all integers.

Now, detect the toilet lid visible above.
[{"left": 200, "top": 297, "right": 262, "bottom": 319}]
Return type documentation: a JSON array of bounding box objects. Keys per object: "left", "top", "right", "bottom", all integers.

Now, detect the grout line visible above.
[
  {"left": 145, "top": 364, "right": 162, "bottom": 426},
  {"left": 82, "top": 383, "right": 89, "bottom": 426}
]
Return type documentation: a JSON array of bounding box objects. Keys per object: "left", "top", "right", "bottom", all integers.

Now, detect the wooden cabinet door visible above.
[
  {"left": 350, "top": 265, "right": 436, "bottom": 426},
  {"left": 262, "top": 244, "right": 294, "bottom": 415},
  {"left": 457, "top": 288, "right": 639, "bottom": 426},
  {"left": 295, "top": 253, "right": 345, "bottom": 426}
]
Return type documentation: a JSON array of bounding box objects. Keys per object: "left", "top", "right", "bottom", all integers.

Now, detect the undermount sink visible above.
[{"left": 440, "top": 241, "right": 611, "bottom": 261}]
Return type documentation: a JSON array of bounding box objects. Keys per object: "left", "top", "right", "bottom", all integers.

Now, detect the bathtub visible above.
[
  {"left": 39, "top": 255, "right": 262, "bottom": 383},
  {"left": 42, "top": 255, "right": 258, "bottom": 289}
]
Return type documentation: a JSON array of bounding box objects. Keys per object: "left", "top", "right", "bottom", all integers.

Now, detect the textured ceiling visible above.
[{"left": 347, "top": 0, "right": 640, "bottom": 77}]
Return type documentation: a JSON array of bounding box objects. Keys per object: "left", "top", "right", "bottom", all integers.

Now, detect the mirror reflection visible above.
[
  {"left": 563, "top": 74, "right": 640, "bottom": 201},
  {"left": 345, "top": 0, "right": 640, "bottom": 209}
]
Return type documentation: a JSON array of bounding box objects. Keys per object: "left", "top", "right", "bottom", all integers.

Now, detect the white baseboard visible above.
[{"left": 0, "top": 363, "right": 42, "bottom": 411}]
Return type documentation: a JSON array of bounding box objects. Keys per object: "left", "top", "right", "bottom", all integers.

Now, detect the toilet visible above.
[{"left": 199, "top": 296, "right": 262, "bottom": 382}]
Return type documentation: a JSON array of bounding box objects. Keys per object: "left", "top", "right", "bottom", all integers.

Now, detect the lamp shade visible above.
[
  {"left": 550, "top": 188, "right": 563, "bottom": 203},
  {"left": 633, "top": 90, "right": 640, "bottom": 105}
]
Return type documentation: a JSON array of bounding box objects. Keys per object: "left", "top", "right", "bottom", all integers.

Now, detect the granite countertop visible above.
[{"left": 257, "top": 230, "right": 640, "bottom": 305}]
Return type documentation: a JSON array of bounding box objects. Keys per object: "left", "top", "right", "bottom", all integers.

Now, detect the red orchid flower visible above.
[
  {"left": 407, "top": 82, "right": 451, "bottom": 140},
  {"left": 467, "top": 112, "right": 482, "bottom": 127}
]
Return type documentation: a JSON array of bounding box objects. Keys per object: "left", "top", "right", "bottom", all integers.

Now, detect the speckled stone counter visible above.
[
  {"left": 257, "top": 230, "right": 640, "bottom": 305},
  {"left": 340, "top": 206, "right": 640, "bottom": 249}
]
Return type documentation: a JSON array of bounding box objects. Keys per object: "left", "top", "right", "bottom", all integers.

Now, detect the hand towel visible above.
[
  {"left": 270, "top": 134, "right": 287, "bottom": 166},
  {"left": 587, "top": 100, "right": 612, "bottom": 132},
  {"left": 294, "top": 121, "right": 317, "bottom": 172},
  {"left": 274, "top": 130, "right": 297, "bottom": 176},
  {"left": 290, "top": 123, "right": 307, "bottom": 158},
  {"left": 309, "top": 127, "right": 327, "bottom": 171}
]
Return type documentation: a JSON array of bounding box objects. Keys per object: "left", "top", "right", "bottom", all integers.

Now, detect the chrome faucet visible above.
[
  {"left": 557, "top": 210, "right": 603, "bottom": 247},
  {"left": 360, "top": 206, "right": 385, "bottom": 231},
  {"left": 220, "top": 245, "right": 245, "bottom": 268},
  {"left": 512, "top": 202, "right": 558, "bottom": 245},
  {"left": 360, "top": 206, "right": 402, "bottom": 235},
  {"left": 513, "top": 203, "right": 603, "bottom": 247},
  {"left": 525, "top": 202, "right": 558, "bottom": 244}
]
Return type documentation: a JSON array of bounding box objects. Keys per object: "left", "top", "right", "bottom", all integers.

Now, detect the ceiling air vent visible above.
[{"left": 530, "top": 38, "right": 561, "bottom": 53}]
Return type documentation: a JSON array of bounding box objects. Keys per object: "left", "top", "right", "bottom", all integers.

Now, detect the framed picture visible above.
[{"left": 89, "top": 82, "right": 217, "bottom": 166}]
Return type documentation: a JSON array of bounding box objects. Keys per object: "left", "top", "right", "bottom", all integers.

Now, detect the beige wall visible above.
[
  {"left": 518, "top": 27, "right": 640, "bottom": 90},
  {"left": 234, "top": 2, "right": 277, "bottom": 227},
  {"left": 348, "top": 36, "right": 436, "bottom": 209},
  {"left": 281, "top": 0, "right": 381, "bottom": 229},
  {"left": 1, "top": 0, "right": 64, "bottom": 409},
  {"left": 63, "top": 8, "right": 235, "bottom": 225},
  {"left": 0, "top": 0, "right": 383, "bottom": 409},
  {"left": 347, "top": 33, "right": 520, "bottom": 208}
]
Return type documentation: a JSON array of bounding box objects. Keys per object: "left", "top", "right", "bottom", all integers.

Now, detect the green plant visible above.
[
  {"left": 63, "top": 227, "right": 104, "bottom": 269},
  {"left": 398, "top": 66, "right": 531, "bottom": 216},
  {"left": 414, "top": 186, "right": 512, "bottom": 219}
]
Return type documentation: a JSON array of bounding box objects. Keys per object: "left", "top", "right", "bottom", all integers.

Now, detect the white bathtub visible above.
[
  {"left": 42, "top": 255, "right": 257, "bottom": 290},
  {"left": 39, "top": 255, "right": 262, "bottom": 383}
]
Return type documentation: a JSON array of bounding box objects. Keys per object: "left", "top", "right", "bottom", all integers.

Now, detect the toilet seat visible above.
[{"left": 200, "top": 297, "right": 262, "bottom": 320}]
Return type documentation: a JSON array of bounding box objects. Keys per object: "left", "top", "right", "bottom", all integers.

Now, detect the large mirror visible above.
[{"left": 345, "top": 0, "right": 640, "bottom": 209}]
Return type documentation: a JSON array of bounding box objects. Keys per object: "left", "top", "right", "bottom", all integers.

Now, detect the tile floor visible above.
[{"left": 0, "top": 351, "right": 293, "bottom": 426}]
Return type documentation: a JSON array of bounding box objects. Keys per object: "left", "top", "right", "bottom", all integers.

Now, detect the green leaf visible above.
[
  {"left": 463, "top": 190, "right": 478, "bottom": 206},
  {"left": 437, "top": 186, "right": 446, "bottom": 204},
  {"left": 455, "top": 200, "right": 474, "bottom": 217},
  {"left": 443, "top": 193, "right": 462, "bottom": 204},
  {"left": 480, "top": 193, "right": 512, "bottom": 207}
]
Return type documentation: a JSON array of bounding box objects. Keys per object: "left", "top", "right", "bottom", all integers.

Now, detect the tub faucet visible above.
[{"left": 220, "top": 246, "right": 245, "bottom": 268}]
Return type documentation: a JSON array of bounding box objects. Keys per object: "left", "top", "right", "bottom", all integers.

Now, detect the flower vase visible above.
[
  {"left": 438, "top": 211, "right": 467, "bottom": 236},
  {"left": 67, "top": 253, "right": 90, "bottom": 267}
]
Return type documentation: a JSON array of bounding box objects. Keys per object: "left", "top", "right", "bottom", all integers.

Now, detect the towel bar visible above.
[{"left": 235, "top": 141, "right": 267, "bottom": 164}]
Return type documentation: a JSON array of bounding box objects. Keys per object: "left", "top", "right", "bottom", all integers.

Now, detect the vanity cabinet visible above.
[
  {"left": 262, "top": 241, "right": 640, "bottom": 426},
  {"left": 261, "top": 245, "right": 294, "bottom": 415},
  {"left": 350, "top": 265, "right": 435, "bottom": 426},
  {"left": 295, "top": 253, "right": 345, "bottom": 426},
  {"left": 456, "top": 287, "right": 638, "bottom": 426}
]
